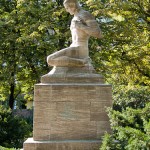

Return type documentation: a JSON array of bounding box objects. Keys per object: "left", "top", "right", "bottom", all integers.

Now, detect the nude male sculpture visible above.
[{"left": 47, "top": 0, "right": 102, "bottom": 67}]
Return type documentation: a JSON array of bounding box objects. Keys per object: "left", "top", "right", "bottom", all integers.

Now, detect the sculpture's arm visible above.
[{"left": 75, "top": 12, "right": 103, "bottom": 39}]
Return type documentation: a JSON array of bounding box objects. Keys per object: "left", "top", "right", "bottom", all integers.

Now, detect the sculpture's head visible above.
[{"left": 63, "top": 0, "right": 80, "bottom": 15}]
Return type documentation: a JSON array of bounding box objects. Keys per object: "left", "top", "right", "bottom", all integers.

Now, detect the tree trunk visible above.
[{"left": 9, "top": 83, "right": 15, "bottom": 109}]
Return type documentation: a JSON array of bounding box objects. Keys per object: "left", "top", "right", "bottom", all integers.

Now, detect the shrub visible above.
[
  {"left": 0, "top": 146, "right": 18, "bottom": 150},
  {"left": 0, "top": 106, "right": 32, "bottom": 148},
  {"left": 100, "top": 86, "right": 150, "bottom": 150}
]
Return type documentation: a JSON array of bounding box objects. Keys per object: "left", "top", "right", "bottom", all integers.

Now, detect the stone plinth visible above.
[
  {"left": 24, "top": 79, "right": 112, "bottom": 150},
  {"left": 24, "top": 138, "right": 101, "bottom": 150},
  {"left": 41, "top": 66, "right": 104, "bottom": 83},
  {"left": 33, "top": 83, "right": 111, "bottom": 141},
  {"left": 23, "top": 66, "right": 112, "bottom": 150}
]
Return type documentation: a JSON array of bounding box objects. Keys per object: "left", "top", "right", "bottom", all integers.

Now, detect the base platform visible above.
[
  {"left": 23, "top": 138, "right": 101, "bottom": 150},
  {"left": 23, "top": 64, "right": 112, "bottom": 150}
]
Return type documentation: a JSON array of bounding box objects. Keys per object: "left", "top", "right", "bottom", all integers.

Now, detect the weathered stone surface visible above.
[
  {"left": 97, "top": 121, "right": 112, "bottom": 138},
  {"left": 56, "top": 102, "right": 90, "bottom": 121},
  {"left": 41, "top": 66, "right": 104, "bottom": 83},
  {"left": 34, "top": 102, "right": 57, "bottom": 122},
  {"left": 33, "top": 83, "right": 112, "bottom": 141},
  {"left": 49, "top": 121, "right": 97, "bottom": 140},
  {"left": 33, "top": 129, "right": 50, "bottom": 141},
  {"left": 24, "top": 138, "right": 101, "bottom": 150},
  {"left": 24, "top": 82, "right": 112, "bottom": 149},
  {"left": 90, "top": 102, "right": 110, "bottom": 121},
  {"left": 34, "top": 84, "right": 112, "bottom": 102}
]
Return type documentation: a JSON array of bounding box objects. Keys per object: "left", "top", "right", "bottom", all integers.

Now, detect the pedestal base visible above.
[
  {"left": 23, "top": 70, "right": 112, "bottom": 150},
  {"left": 41, "top": 66, "right": 104, "bottom": 83},
  {"left": 23, "top": 138, "right": 101, "bottom": 150},
  {"left": 33, "top": 83, "right": 112, "bottom": 141}
]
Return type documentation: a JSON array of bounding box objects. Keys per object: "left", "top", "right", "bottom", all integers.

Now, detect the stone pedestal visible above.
[
  {"left": 24, "top": 138, "right": 101, "bottom": 150},
  {"left": 23, "top": 66, "right": 112, "bottom": 150}
]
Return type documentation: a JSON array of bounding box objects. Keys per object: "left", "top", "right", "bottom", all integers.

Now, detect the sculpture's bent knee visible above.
[{"left": 47, "top": 54, "right": 54, "bottom": 66}]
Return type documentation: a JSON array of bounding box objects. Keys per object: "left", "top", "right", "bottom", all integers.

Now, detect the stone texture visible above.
[
  {"left": 97, "top": 121, "right": 112, "bottom": 138},
  {"left": 23, "top": 81, "right": 112, "bottom": 150},
  {"left": 49, "top": 121, "right": 97, "bottom": 140},
  {"left": 56, "top": 102, "right": 90, "bottom": 121},
  {"left": 46, "top": 0, "right": 102, "bottom": 68},
  {"left": 41, "top": 66, "right": 104, "bottom": 83},
  {"left": 33, "top": 83, "right": 112, "bottom": 142},
  {"left": 24, "top": 138, "right": 101, "bottom": 150},
  {"left": 90, "top": 102, "right": 110, "bottom": 121}
]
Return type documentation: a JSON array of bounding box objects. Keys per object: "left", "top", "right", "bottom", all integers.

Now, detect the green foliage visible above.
[
  {"left": 1, "top": 0, "right": 149, "bottom": 108},
  {"left": 0, "top": 106, "right": 32, "bottom": 148},
  {"left": 0, "top": 146, "right": 18, "bottom": 150},
  {"left": 100, "top": 86, "right": 150, "bottom": 150},
  {"left": 85, "top": 0, "right": 150, "bottom": 86},
  {"left": 0, "top": 0, "right": 150, "bottom": 149},
  {"left": 0, "top": 0, "right": 69, "bottom": 108},
  {"left": 113, "top": 86, "right": 150, "bottom": 110},
  {"left": 81, "top": 1, "right": 150, "bottom": 148}
]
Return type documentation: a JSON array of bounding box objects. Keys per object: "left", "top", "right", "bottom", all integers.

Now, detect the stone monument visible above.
[{"left": 23, "top": 0, "right": 112, "bottom": 149}]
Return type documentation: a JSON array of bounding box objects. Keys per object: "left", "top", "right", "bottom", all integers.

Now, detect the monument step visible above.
[
  {"left": 41, "top": 66, "right": 104, "bottom": 83},
  {"left": 23, "top": 138, "right": 101, "bottom": 150}
]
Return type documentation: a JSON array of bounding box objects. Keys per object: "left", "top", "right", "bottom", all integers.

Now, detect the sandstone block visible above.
[
  {"left": 23, "top": 138, "right": 101, "bottom": 150},
  {"left": 33, "top": 83, "right": 112, "bottom": 141}
]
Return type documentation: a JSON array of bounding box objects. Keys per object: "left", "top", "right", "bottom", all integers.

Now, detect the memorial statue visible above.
[
  {"left": 47, "top": 0, "right": 102, "bottom": 67},
  {"left": 41, "top": 0, "right": 103, "bottom": 82}
]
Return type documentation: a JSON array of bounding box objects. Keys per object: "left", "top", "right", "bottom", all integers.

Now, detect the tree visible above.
[
  {"left": 80, "top": 1, "right": 150, "bottom": 149},
  {"left": 0, "top": 0, "right": 150, "bottom": 149},
  {"left": 85, "top": 0, "right": 150, "bottom": 86},
  {"left": 100, "top": 86, "right": 150, "bottom": 150},
  {"left": 0, "top": 0, "right": 69, "bottom": 109},
  {"left": 0, "top": 105, "right": 32, "bottom": 148}
]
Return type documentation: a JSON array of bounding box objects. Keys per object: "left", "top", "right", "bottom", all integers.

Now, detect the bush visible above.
[
  {"left": 0, "top": 106, "right": 32, "bottom": 148},
  {"left": 0, "top": 146, "right": 18, "bottom": 150},
  {"left": 100, "top": 86, "right": 150, "bottom": 150}
]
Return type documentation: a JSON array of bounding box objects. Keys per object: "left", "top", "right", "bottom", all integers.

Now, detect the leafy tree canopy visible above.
[
  {"left": 85, "top": 0, "right": 150, "bottom": 86},
  {"left": 0, "top": 0, "right": 69, "bottom": 108},
  {"left": 0, "top": 0, "right": 150, "bottom": 149}
]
